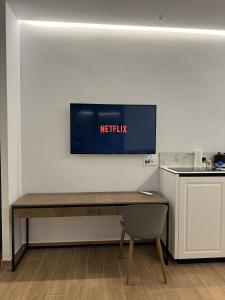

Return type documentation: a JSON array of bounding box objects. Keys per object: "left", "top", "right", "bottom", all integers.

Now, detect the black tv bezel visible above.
[{"left": 70, "top": 103, "right": 157, "bottom": 154}]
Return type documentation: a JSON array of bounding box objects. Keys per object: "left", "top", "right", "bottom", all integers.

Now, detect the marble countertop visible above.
[{"left": 160, "top": 166, "right": 225, "bottom": 175}]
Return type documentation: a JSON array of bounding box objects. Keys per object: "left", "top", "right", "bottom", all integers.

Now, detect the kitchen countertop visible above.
[{"left": 160, "top": 166, "right": 225, "bottom": 176}]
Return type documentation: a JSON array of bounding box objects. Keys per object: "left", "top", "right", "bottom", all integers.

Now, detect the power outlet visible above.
[{"left": 144, "top": 154, "right": 159, "bottom": 166}]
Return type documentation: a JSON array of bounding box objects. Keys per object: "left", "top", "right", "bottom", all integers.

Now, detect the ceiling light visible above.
[{"left": 19, "top": 20, "right": 225, "bottom": 37}]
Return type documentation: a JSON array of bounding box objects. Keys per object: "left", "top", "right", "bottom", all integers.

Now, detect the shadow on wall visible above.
[{"left": 138, "top": 168, "right": 159, "bottom": 192}]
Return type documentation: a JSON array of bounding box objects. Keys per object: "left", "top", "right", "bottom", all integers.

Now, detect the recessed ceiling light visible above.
[{"left": 19, "top": 20, "right": 225, "bottom": 37}]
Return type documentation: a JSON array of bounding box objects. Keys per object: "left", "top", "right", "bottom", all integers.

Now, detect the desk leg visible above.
[
  {"left": 165, "top": 204, "right": 169, "bottom": 265},
  {"left": 11, "top": 212, "right": 29, "bottom": 272},
  {"left": 26, "top": 218, "right": 29, "bottom": 247},
  {"left": 11, "top": 207, "right": 15, "bottom": 272}
]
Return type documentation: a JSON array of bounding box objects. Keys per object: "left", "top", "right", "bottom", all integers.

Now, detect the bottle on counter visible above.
[
  {"left": 202, "top": 157, "right": 207, "bottom": 169},
  {"left": 206, "top": 159, "right": 213, "bottom": 170}
]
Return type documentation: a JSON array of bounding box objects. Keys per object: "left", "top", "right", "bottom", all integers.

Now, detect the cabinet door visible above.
[{"left": 178, "top": 177, "right": 225, "bottom": 259}]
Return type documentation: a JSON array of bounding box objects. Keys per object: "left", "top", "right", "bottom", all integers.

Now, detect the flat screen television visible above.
[{"left": 70, "top": 103, "right": 156, "bottom": 154}]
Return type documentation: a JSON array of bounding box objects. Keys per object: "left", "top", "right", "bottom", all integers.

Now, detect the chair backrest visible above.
[{"left": 122, "top": 204, "right": 168, "bottom": 239}]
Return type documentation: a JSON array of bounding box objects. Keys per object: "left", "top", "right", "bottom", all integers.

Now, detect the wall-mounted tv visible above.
[{"left": 70, "top": 103, "right": 156, "bottom": 154}]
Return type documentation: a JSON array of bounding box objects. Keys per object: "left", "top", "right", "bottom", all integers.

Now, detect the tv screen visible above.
[{"left": 70, "top": 104, "right": 156, "bottom": 154}]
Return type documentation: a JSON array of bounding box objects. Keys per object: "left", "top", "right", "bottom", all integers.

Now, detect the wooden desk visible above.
[{"left": 11, "top": 192, "right": 169, "bottom": 271}]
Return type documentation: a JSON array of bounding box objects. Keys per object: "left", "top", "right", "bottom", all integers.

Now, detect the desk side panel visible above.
[{"left": 160, "top": 169, "right": 179, "bottom": 259}]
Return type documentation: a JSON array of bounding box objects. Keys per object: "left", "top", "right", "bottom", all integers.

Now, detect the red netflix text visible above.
[{"left": 100, "top": 125, "right": 128, "bottom": 134}]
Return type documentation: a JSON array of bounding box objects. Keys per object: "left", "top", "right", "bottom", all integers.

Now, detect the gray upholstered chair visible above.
[{"left": 119, "top": 204, "right": 168, "bottom": 284}]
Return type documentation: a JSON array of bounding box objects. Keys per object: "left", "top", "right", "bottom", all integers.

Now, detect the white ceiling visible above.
[{"left": 7, "top": 0, "right": 225, "bottom": 30}]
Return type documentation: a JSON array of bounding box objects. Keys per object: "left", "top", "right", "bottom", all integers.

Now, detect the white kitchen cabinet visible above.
[
  {"left": 179, "top": 176, "right": 225, "bottom": 259},
  {"left": 160, "top": 168, "right": 225, "bottom": 260}
]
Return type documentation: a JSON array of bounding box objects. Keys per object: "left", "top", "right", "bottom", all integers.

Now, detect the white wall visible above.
[
  {"left": 20, "top": 24, "right": 225, "bottom": 243},
  {"left": 0, "top": 3, "right": 22, "bottom": 260},
  {"left": 0, "top": 0, "right": 9, "bottom": 260},
  {"left": 6, "top": 5, "right": 22, "bottom": 201}
]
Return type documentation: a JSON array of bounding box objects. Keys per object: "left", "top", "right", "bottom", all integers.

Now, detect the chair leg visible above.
[
  {"left": 118, "top": 229, "right": 125, "bottom": 258},
  {"left": 155, "top": 237, "right": 167, "bottom": 284},
  {"left": 126, "top": 237, "right": 134, "bottom": 285}
]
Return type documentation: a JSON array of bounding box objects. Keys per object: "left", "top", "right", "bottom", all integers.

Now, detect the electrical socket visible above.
[{"left": 144, "top": 154, "right": 159, "bottom": 166}]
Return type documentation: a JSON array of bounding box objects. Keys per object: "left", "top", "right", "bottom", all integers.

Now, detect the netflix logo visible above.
[{"left": 100, "top": 125, "right": 128, "bottom": 134}]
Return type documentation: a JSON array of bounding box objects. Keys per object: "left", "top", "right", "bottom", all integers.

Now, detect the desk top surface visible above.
[{"left": 12, "top": 192, "right": 168, "bottom": 208}]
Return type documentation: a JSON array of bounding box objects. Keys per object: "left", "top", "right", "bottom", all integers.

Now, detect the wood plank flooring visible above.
[{"left": 1, "top": 244, "right": 225, "bottom": 299}]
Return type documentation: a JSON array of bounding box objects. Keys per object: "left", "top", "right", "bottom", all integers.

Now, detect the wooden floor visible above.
[{"left": 1, "top": 244, "right": 225, "bottom": 299}]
